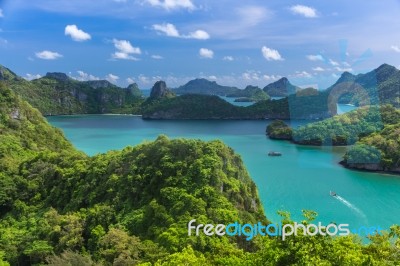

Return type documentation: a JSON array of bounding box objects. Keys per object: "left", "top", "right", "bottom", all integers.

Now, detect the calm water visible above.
[
  {"left": 47, "top": 115, "right": 400, "bottom": 235},
  {"left": 218, "top": 96, "right": 254, "bottom": 107}
]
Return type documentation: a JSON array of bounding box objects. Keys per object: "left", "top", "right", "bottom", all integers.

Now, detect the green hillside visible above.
[
  {"left": 142, "top": 87, "right": 333, "bottom": 120},
  {"left": 1, "top": 82, "right": 266, "bottom": 265},
  {"left": 227, "top": 85, "right": 270, "bottom": 102},
  {"left": 343, "top": 122, "right": 400, "bottom": 173},
  {"left": 292, "top": 105, "right": 400, "bottom": 145},
  {"left": 1, "top": 82, "right": 400, "bottom": 265},
  {"left": 329, "top": 64, "right": 400, "bottom": 107},
  {"left": 1, "top": 67, "right": 144, "bottom": 115},
  {"left": 173, "top": 78, "right": 240, "bottom": 96},
  {"left": 262, "top": 77, "right": 300, "bottom": 97}
]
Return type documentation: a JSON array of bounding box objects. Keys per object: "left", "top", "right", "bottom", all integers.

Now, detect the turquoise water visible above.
[
  {"left": 337, "top": 104, "right": 357, "bottom": 114},
  {"left": 218, "top": 96, "right": 254, "bottom": 107},
  {"left": 47, "top": 115, "right": 400, "bottom": 235}
]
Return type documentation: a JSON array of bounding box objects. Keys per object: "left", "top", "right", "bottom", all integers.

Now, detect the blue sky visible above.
[{"left": 0, "top": 0, "right": 400, "bottom": 89}]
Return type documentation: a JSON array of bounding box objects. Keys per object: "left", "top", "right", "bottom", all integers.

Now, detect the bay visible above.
[{"left": 47, "top": 115, "right": 400, "bottom": 236}]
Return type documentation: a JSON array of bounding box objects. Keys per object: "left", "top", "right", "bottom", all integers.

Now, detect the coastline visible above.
[
  {"left": 45, "top": 113, "right": 143, "bottom": 117},
  {"left": 339, "top": 161, "right": 400, "bottom": 176}
]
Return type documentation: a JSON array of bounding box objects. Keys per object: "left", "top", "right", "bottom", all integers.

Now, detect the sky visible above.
[{"left": 0, "top": 0, "right": 400, "bottom": 89}]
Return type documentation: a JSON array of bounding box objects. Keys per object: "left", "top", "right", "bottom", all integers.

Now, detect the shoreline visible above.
[
  {"left": 45, "top": 113, "right": 143, "bottom": 117},
  {"left": 339, "top": 161, "right": 400, "bottom": 177}
]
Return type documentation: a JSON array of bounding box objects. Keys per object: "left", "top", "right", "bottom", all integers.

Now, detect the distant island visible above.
[
  {"left": 173, "top": 78, "right": 240, "bottom": 96},
  {"left": 0, "top": 66, "right": 144, "bottom": 115},
  {"left": 227, "top": 85, "right": 270, "bottom": 102},
  {"left": 141, "top": 80, "right": 333, "bottom": 120},
  {"left": 262, "top": 63, "right": 400, "bottom": 174},
  {"left": 266, "top": 104, "right": 400, "bottom": 174},
  {"left": 263, "top": 77, "right": 300, "bottom": 97},
  {"left": 1, "top": 63, "right": 400, "bottom": 121}
]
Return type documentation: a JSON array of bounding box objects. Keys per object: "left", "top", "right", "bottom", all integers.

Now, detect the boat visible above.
[
  {"left": 268, "top": 151, "right": 282, "bottom": 156},
  {"left": 330, "top": 191, "right": 337, "bottom": 197}
]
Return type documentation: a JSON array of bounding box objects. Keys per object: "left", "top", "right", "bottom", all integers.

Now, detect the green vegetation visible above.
[
  {"left": 263, "top": 77, "right": 300, "bottom": 97},
  {"left": 1, "top": 82, "right": 267, "bottom": 264},
  {"left": 343, "top": 122, "right": 400, "bottom": 172},
  {"left": 292, "top": 105, "right": 400, "bottom": 145},
  {"left": 267, "top": 103, "right": 400, "bottom": 173},
  {"left": 173, "top": 78, "right": 240, "bottom": 96},
  {"left": 1, "top": 82, "right": 400, "bottom": 265},
  {"left": 142, "top": 91, "right": 334, "bottom": 120},
  {"left": 226, "top": 86, "right": 270, "bottom": 102},
  {"left": 0, "top": 82, "right": 79, "bottom": 213},
  {"left": 329, "top": 64, "right": 400, "bottom": 107},
  {"left": 1, "top": 66, "right": 144, "bottom": 115},
  {"left": 296, "top": 87, "right": 319, "bottom": 97},
  {"left": 266, "top": 120, "right": 293, "bottom": 140}
]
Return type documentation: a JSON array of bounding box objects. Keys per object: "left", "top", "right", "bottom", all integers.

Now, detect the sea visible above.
[{"left": 47, "top": 103, "right": 400, "bottom": 238}]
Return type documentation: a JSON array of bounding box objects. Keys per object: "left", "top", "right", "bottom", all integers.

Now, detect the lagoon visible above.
[{"left": 47, "top": 115, "right": 400, "bottom": 236}]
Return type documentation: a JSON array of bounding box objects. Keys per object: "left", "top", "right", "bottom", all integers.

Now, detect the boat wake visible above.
[{"left": 334, "top": 195, "right": 367, "bottom": 219}]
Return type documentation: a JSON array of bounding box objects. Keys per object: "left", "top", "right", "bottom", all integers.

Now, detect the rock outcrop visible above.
[
  {"left": 45, "top": 72, "right": 71, "bottom": 82},
  {"left": 149, "top": 81, "right": 175, "bottom": 99}
]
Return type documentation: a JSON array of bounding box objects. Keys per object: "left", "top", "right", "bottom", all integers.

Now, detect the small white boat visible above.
[{"left": 268, "top": 151, "right": 282, "bottom": 156}]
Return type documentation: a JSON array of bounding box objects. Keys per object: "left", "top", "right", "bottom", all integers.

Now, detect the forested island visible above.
[
  {"left": 0, "top": 66, "right": 144, "bottom": 116},
  {"left": 2, "top": 63, "right": 399, "bottom": 120},
  {"left": 141, "top": 80, "right": 333, "bottom": 120},
  {"left": 266, "top": 105, "right": 400, "bottom": 173},
  {"left": 1, "top": 74, "right": 400, "bottom": 264}
]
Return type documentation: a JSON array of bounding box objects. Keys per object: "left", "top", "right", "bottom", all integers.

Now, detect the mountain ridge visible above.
[
  {"left": 263, "top": 77, "right": 300, "bottom": 97},
  {"left": 173, "top": 78, "right": 241, "bottom": 96},
  {"left": 327, "top": 63, "right": 400, "bottom": 107},
  {"left": 1, "top": 66, "right": 144, "bottom": 115}
]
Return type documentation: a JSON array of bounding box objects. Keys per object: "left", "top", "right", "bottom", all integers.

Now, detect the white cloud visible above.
[
  {"left": 126, "top": 77, "right": 135, "bottom": 83},
  {"left": 152, "top": 23, "right": 209, "bottom": 40},
  {"left": 111, "top": 39, "right": 141, "bottom": 60},
  {"left": 73, "top": 70, "right": 100, "bottom": 81},
  {"left": 335, "top": 67, "right": 353, "bottom": 72},
  {"left": 312, "top": 67, "right": 325, "bottom": 72},
  {"left": 128, "top": 72, "right": 285, "bottom": 88},
  {"left": 306, "top": 54, "right": 324, "bottom": 61},
  {"left": 223, "top": 56, "right": 234, "bottom": 61},
  {"left": 35, "top": 50, "right": 63, "bottom": 60},
  {"left": 329, "top": 59, "right": 339, "bottom": 66},
  {"left": 144, "top": 0, "right": 195, "bottom": 10},
  {"left": 106, "top": 73, "right": 119, "bottom": 83},
  {"left": 25, "top": 73, "right": 42, "bottom": 80},
  {"left": 112, "top": 52, "right": 140, "bottom": 61},
  {"left": 391, "top": 45, "right": 400, "bottom": 53},
  {"left": 294, "top": 71, "right": 312, "bottom": 78},
  {"left": 113, "top": 39, "right": 141, "bottom": 54},
  {"left": 138, "top": 74, "right": 151, "bottom": 84},
  {"left": 199, "top": 48, "right": 214, "bottom": 59},
  {"left": 290, "top": 5, "right": 318, "bottom": 18},
  {"left": 65, "top": 25, "right": 91, "bottom": 42},
  {"left": 263, "top": 74, "right": 282, "bottom": 81},
  {"left": 192, "top": 5, "right": 271, "bottom": 40},
  {"left": 186, "top": 30, "right": 209, "bottom": 40},
  {"left": 0, "top": 9, "right": 3, "bottom": 18},
  {"left": 242, "top": 71, "right": 261, "bottom": 81},
  {"left": 342, "top": 61, "right": 351, "bottom": 67},
  {"left": 236, "top": 6, "right": 270, "bottom": 27},
  {"left": 152, "top": 23, "right": 180, "bottom": 37},
  {"left": 261, "top": 46, "right": 283, "bottom": 61},
  {"left": 151, "top": 55, "right": 163, "bottom": 59}
]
